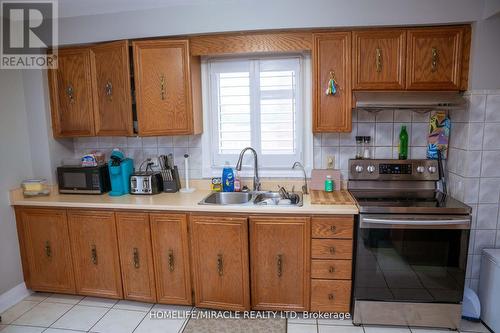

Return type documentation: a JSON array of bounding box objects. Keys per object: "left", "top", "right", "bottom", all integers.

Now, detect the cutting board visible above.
[{"left": 310, "top": 190, "right": 355, "bottom": 205}]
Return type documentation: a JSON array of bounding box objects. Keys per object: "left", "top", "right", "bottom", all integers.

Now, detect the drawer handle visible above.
[
  {"left": 133, "top": 247, "right": 140, "bottom": 269},
  {"left": 217, "top": 254, "right": 223, "bottom": 276},
  {"left": 91, "top": 244, "right": 98, "bottom": 265},
  {"left": 330, "top": 225, "right": 337, "bottom": 233},
  {"left": 168, "top": 249, "right": 175, "bottom": 272},
  {"left": 329, "top": 266, "right": 336, "bottom": 273},
  {"left": 277, "top": 254, "right": 283, "bottom": 277},
  {"left": 66, "top": 84, "right": 75, "bottom": 104},
  {"left": 44, "top": 241, "right": 52, "bottom": 258},
  {"left": 328, "top": 293, "right": 335, "bottom": 301},
  {"left": 376, "top": 48, "right": 382, "bottom": 72},
  {"left": 329, "top": 246, "right": 336, "bottom": 254},
  {"left": 431, "top": 47, "right": 439, "bottom": 72},
  {"left": 105, "top": 80, "right": 113, "bottom": 100}
]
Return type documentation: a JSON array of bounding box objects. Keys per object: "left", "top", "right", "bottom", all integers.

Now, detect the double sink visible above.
[{"left": 199, "top": 191, "right": 303, "bottom": 207}]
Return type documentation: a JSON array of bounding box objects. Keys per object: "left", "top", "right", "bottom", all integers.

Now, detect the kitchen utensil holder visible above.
[{"left": 161, "top": 166, "right": 181, "bottom": 193}]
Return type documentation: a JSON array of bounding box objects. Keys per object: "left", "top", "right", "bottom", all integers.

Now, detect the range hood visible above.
[{"left": 354, "top": 91, "right": 467, "bottom": 112}]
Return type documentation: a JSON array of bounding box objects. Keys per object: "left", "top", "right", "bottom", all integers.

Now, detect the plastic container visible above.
[
  {"left": 479, "top": 248, "right": 500, "bottom": 332},
  {"left": 325, "top": 175, "right": 334, "bottom": 192},
  {"left": 222, "top": 162, "right": 235, "bottom": 192},
  {"left": 399, "top": 125, "right": 409, "bottom": 160},
  {"left": 21, "top": 179, "right": 50, "bottom": 197}
]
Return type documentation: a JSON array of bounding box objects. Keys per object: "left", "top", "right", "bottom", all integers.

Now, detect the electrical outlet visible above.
[
  {"left": 327, "top": 155, "right": 335, "bottom": 169},
  {"left": 151, "top": 157, "right": 160, "bottom": 168}
]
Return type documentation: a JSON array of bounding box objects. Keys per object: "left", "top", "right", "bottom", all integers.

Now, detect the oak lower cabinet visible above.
[
  {"left": 67, "top": 210, "right": 123, "bottom": 299},
  {"left": 116, "top": 212, "right": 156, "bottom": 302},
  {"left": 249, "top": 216, "right": 310, "bottom": 311},
  {"left": 15, "top": 208, "right": 76, "bottom": 294},
  {"left": 190, "top": 215, "right": 250, "bottom": 311},
  {"left": 150, "top": 213, "right": 192, "bottom": 305}
]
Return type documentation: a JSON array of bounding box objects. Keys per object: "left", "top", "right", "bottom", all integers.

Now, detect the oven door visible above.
[{"left": 355, "top": 214, "right": 470, "bottom": 304}]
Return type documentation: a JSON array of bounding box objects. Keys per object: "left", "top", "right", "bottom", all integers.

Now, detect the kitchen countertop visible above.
[{"left": 10, "top": 188, "right": 358, "bottom": 215}]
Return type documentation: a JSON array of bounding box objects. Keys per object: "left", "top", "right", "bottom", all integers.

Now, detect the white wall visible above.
[{"left": 0, "top": 70, "right": 34, "bottom": 295}]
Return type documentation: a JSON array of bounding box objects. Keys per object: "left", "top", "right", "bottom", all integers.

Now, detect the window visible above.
[{"left": 202, "top": 55, "right": 311, "bottom": 177}]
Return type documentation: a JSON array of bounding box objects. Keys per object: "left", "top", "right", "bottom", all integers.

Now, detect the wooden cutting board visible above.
[{"left": 310, "top": 190, "right": 355, "bottom": 205}]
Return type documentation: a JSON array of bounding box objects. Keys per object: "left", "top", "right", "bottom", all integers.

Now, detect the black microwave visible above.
[{"left": 57, "top": 165, "right": 110, "bottom": 194}]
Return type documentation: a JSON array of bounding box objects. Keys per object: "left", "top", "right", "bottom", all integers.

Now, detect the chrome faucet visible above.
[
  {"left": 235, "top": 147, "right": 261, "bottom": 191},
  {"left": 292, "top": 161, "right": 308, "bottom": 194}
]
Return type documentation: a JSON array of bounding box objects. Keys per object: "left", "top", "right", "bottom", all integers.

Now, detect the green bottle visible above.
[{"left": 398, "top": 125, "right": 409, "bottom": 160}]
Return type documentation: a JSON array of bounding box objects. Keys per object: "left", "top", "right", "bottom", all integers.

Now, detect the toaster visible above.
[{"left": 130, "top": 172, "right": 163, "bottom": 195}]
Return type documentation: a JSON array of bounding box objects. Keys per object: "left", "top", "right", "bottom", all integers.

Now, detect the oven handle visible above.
[{"left": 360, "top": 215, "right": 471, "bottom": 229}]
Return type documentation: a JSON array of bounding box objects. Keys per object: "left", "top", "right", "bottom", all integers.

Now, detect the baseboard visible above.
[{"left": 0, "top": 282, "right": 31, "bottom": 314}]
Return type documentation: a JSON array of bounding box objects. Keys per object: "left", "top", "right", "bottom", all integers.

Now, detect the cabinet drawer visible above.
[
  {"left": 311, "top": 279, "right": 351, "bottom": 312},
  {"left": 311, "top": 217, "right": 353, "bottom": 239},
  {"left": 311, "top": 239, "right": 352, "bottom": 259},
  {"left": 311, "top": 260, "right": 352, "bottom": 280}
]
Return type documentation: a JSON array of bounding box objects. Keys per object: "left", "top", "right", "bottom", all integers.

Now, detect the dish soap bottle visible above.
[
  {"left": 325, "top": 175, "right": 334, "bottom": 192},
  {"left": 234, "top": 170, "right": 241, "bottom": 192},
  {"left": 222, "top": 162, "right": 235, "bottom": 192},
  {"left": 398, "top": 125, "right": 409, "bottom": 160}
]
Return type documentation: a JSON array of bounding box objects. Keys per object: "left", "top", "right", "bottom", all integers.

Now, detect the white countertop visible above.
[{"left": 10, "top": 188, "right": 358, "bottom": 215}]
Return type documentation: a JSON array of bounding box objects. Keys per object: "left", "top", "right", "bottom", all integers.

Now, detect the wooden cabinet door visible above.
[
  {"left": 49, "top": 47, "right": 95, "bottom": 137},
  {"left": 116, "top": 212, "right": 156, "bottom": 302},
  {"left": 353, "top": 29, "right": 406, "bottom": 90},
  {"left": 133, "top": 40, "right": 201, "bottom": 136},
  {"left": 90, "top": 41, "right": 133, "bottom": 136},
  {"left": 406, "top": 27, "right": 464, "bottom": 90},
  {"left": 190, "top": 215, "right": 250, "bottom": 311},
  {"left": 150, "top": 213, "right": 192, "bottom": 305},
  {"left": 250, "top": 216, "right": 310, "bottom": 311},
  {"left": 68, "top": 210, "right": 123, "bottom": 299},
  {"left": 313, "top": 32, "right": 352, "bottom": 133},
  {"left": 15, "top": 208, "right": 75, "bottom": 293}
]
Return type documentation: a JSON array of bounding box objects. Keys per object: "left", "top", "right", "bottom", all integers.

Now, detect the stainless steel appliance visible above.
[
  {"left": 130, "top": 172, "right": 163, "bottom": 195},
  {"left": 57, "top": 165, "right": 110, "bottom": 194},
  {"left": 349, "top": 159, "right": 471, "bottom": 330}
]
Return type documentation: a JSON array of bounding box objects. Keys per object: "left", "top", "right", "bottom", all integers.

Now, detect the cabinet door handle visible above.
[
  {"left": 330, "top": 225, "right": 337, "bottom": 233},
  {"left": 376, "top": 48, "right": 382, "bottom": 72},
  {"left": 329, "top": 266, "right": 336, "bottom": 273},
  {"left": 217, "top": 254, "right": 223, "bottom": 276},
  {"left": 133, "top": 247, "right": 140, "bottom": 269},
  {"left": 91, "top": 244, "right": 98, "bottom": 265},
  {"left": 431, "top": 47, "right": 438, "bottom": 72},
  {"left": 160, "top": 75, "right": 166, "bottom": 100},
  {"left": 168, "top": 249, "right": 175, "bottom": 272},
  {"left": 105, "top": 80, "right": 113, "bottom": 100},
  {"left": 328, "top": 293, "right": 335, "bottom": 301},
  {"left": 329, "top": 246, "right": 336, "bottom": 254},
  {"left": 45, "top": 241, "right": 52, "bottom": 258},
  {"left": 66, "top": 84, "right": 75, "bottom": 103},
  {"left": 277, "top": 254, "right": 283, "bottom": 277}
]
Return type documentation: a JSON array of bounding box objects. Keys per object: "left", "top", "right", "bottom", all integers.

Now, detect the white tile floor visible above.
[{"left": 0, "top": 293, "right": 492, "bottom": 333}]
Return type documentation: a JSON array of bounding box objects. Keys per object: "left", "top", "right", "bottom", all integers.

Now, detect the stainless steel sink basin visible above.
[{"left": 199, "top": 192, "right": 253, "bottom": 205}]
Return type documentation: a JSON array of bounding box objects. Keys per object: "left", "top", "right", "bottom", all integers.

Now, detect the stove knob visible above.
[
  {"left": 416, "top": 166, "right": 425, "bottom": 173},
  {"left": 355, "top": 165, "right": 364, "bottom": 173},
  {"left": 367, "top": 165, "right": 376, "bottom": 173},
  {"left": 428, "top": 166, "right": 437, "bottom": 174}
]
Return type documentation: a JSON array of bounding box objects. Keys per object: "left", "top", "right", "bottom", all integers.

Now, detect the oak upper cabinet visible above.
[
  {"left": 249, "top": 216, "right": 310, "bottom": 311},
  {"left": 49, "top": 47, "right": 95, "bottom": 137},
  {"left": 15, "top": 208, "right": 75, "bottom": 294},
  {"left": 133, "top": 40, "right": 202, "bottom": 136},
  {"left": 352, "top": 29, "right": 406, "bottom": 90},
  {"left": 116, "top": 212, "right": 156, "bottom": 302},
  {"left": 67, "top": 210, "right": 123, "bottom": 299},
  {"left": 406, "top": 26, "right": 464, "bottom": 90},
  {"left": 150, "top": 213, "right": 192, "bottom": 305},
  {"left": 313, "top": 32, "right": 352, "bottom": 133},
  {"left": 90, "top": 41, "right": 133, "bottom": 136},
  {"left": 190, "top": 215, "right": 250, "bottom": 311}
]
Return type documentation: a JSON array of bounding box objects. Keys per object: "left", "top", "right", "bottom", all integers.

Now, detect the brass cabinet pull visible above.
[
  {"left": 376, "top": 48, "right": 382, "bottom": 72},
  {"left": 133, "top": 247, "right": 140, "bottom": 269},
  {"left": 329, "top": 266, "right": 336, "bottom": 273},
  {"left": 217, "top": 254, "right": 223, "bottom": 276},
  {"left": 105, "top": 80, "right": 113, "bottom": 100},
  {"left": 328, "top": 293, "right": 335, "bottom": 300},
  {"left": 66, "top": 84, "right": 75, "bottom": 103},
  {"left": 168, "top": 249, "right": 175, "bottom": 272},
  {"left": 330, "top": 225, "right": 337, "bottom": 233},
  {"left": 431, "top": 47, "right": 438, "bottom": 72},
  {"left": 329, "top": 246, "right": 336, "bottom": 254},
  {"left": 277, "top": 254, "right": 283, "bottom": 277},
  {"left": 91, "top": 244, "right": 98, "bottom": 265},
  {"left": 45, "top": 241, "right": 52, "bottom": 258},
  {"left": 160, "top": 75, "right": 166, "bottom": 100}
]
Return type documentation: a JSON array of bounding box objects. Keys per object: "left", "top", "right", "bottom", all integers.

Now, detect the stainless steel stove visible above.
[{"left": 348, "top": 159, "right": 471, "bottom": 330}]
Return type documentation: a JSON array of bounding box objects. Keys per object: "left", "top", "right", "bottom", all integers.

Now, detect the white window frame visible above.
[{"left": 201, "top": 53, "right": 313, "bottom": 178}]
